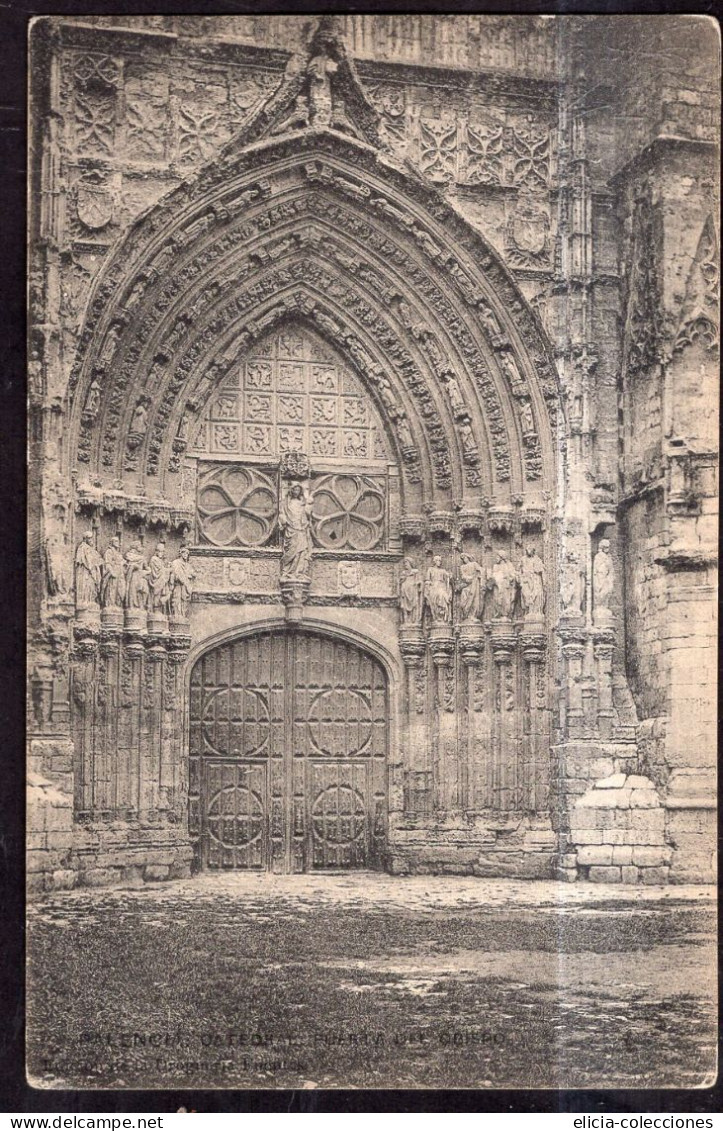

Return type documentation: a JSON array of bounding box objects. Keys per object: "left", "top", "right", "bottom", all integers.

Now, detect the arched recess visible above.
[
  {"left": 188, "top": 621, "right": 392, "bottom": 872},
  {"left": 67, "top": 129, "right": 563, "bottom": 530}
]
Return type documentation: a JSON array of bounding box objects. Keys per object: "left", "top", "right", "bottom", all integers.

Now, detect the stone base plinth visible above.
[
  {"left": 124, "top": 609, "right": 148, "bottom": 634},
  {"left": 386, "top": 814, "right": 557, "bottom": 878}
]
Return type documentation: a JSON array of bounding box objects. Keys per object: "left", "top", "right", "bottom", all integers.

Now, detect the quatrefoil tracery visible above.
[
  {"left": 198, "top": 465, "right": 277, "bottom": 548},
  {"left": 311, "top": 473, "right": 385, "bottom": 552}
]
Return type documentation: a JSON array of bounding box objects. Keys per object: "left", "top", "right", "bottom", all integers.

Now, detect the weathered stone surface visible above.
[
  {"left": 632, "top": 846, "right": 673, "bottom": 868},
  {"left": 588, "top": 866, "right": 622, "bottom": 883},
  {"left": 143, "top": 864, "right": 171, "bottom": 882},
  {"left": 596, "top": 773, "right": 627, "bottom": 789},
  {"left": 578, "top": 845, "right": 614, "bottom": 866},
  {"left": 25, "top": 14, "right": 718, "bottom": 889},
  {"left": 639, "top": 866, "right": 671, "bottom": 885},
  {"left": 82, "top": 869, "right": 116, "bottom": 888}
]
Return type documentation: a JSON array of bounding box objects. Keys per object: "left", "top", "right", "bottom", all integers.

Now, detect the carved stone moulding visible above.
[
  {"left": 280, "top": 577, "right": 310, "bottom": 623},
  {"left": 124, "top": 610, "right": 148, "bottom": 637},
  {"left": 168, "top": 616, "right": 192, "bottom": 638},
  {"left": 398, "top": 625, "right": 425, "bottom": 651},
  {"left": 146, "top": 633, "right": 168, "bottom": 659},
  {"left": 457, "top": 621, "right": 485, "bottom": 650},
  {"left": 520, "top": 506, "right": 546, "bottom": 532},
  {"left": 148, "top": 612, "right": 169, "bottom": 636},
  {"left": 456, "top": 508, "right": 486, "bottom": 536},
  {"left": 490, "top": 621, "right": 516, "bottom": 646},
  {"left": 488, "top": 506, "right": 514, "bottom": 535},
  {"left": 75, "top": 606, "right": 100, "bottom": 633},
  {"left": 428, "top": 625, "right": 455, "bottom": 650},
  {"left": 72, "top": 624, "right": 99, "bottom": 656},
  {"left": 74, "top": 487, "right": 194, "bottom": 533},
  {"left": 592, "top": 627, "right": 615, "bottom": 651},
  {"left": 557, "top": 627, "right": 588, "bottom": 651},
  {"left": 427, "top": 511, "right": 454, "bottom": 537},
  {"left": 521, "top": 620, "right": 546, "bottom": 639},
  {"left": 100, "top": 607, "right": 123, "bottom": 633},
  {"left": 399, "top": 515, "right": 426, "bottom": 541}
]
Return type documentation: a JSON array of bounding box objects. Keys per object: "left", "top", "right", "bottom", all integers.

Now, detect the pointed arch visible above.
[{"left": 68, "top": 129, "right": 563, "bottom": 517}]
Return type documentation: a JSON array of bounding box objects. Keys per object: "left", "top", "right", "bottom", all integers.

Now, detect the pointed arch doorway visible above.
[{"left": 189, "top": 628, "right": 389, "bottom": 872}]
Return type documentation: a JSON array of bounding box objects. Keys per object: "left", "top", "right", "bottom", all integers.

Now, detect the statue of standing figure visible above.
[
  {"left": 148, "top": 540, "right": 171, "bottom": 613},
  {"left": 520, "top": 544, "right": 546, "bottom": 621},
  {"left": 124, "top": 540, "right": 150, "bottom": 610},
  {"left": 561, "top": 551, "right": 585, "bottom": 618},
  {"left": 307, "top": 46, "right": 338, "bottom": 127},
  {"left": 593, "top": 538, "right": 614, "bottom": 625},
  {"left": 100, "top": 535, "right": 126, "bottom": 609},
  {"left": 399, "top": 558, "right": 423, "bottom": 627},
  {"left": 279, "top": 482, "right": 314, "bottom": 580},
  {"left": 74, "top": 531, "right": 103, "bottom": 608},
  {"left": 424, "top": 555, "right": 453, "bottom": 624},
  {"left": 487, "top": 550, "right": 519, "bottom": 620},
  {"left": 169, "top": 546, "right": 195, "bottom": 620},
  {"left": 457, "top": 553, "right": 486, "bottom": 622}
]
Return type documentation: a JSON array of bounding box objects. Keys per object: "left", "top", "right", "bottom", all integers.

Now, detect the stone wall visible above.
[{"left": 27, "top": 16, "right": 718, "bottom": 890}]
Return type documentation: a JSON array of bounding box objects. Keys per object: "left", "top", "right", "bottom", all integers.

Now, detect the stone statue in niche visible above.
[
  {"left": 395, "top": 413, "right": 415, "bottom": 452},
  {"left": 82, "top": 378, "right": 102, "bottom": 422},
  {"left": 457, "top": 553, "right": 486, "bottom": 622},
  {"left": 45, "top": 534, "right": 68, "bottom": 598},
  {"left": 487, "top": 550, "right": 519, "bottom": 620},
  {"left": 444, "top": 373, "right": 466, "bottom": 416},
  {"left": 45, "top": 524, "right": 70, "bottom": 599},
  {"left": 593, "top": 539, "right": 614, "bottom": 626},
  {"left": 124, "top": 540, "right": 150, "bottom": 609},
  {"left": 127, "top": 400, "right": 149, "bottom": 449},
  {"left": 100, "top": 535, "right": 126, "bottom": 609},
  {"left": 169, "top": 547, "right": 195, "bottom": 620},
  {"left": 499, "top": 350, "right": 525, "bottom": 395},
  {"left": 399, "top": 558, "right": 423, "bottom": 626},
  {"left": 148, "top": 540, "right": 171, "bottom": 613},
  {"left": 458, "top": 420, "right": 479, "bottom": 462},
  {"left": 561, "top": 550, "right": 585, "bottom": 618},
  {"left": 519, "top": 399, "right": 536, "bottom": 439},
  {"left": 520, "top": 544, "right": 546, "bottom": 621},
  {"left": 74, "top": 531, "right": 103, "bottom": 609},
  {"left": 307, "top": 45, "right": 338, "bottom": 127},
  {"left": 279, "top": 482, "right": 314, "bottom": 580},
  {"left": 424, "top": 555, "right": 453, "bottom": 624}
]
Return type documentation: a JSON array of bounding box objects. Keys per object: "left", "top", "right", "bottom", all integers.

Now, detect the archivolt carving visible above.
[{"left": 68, "top": 130, "right": 561, "bottom": 509}]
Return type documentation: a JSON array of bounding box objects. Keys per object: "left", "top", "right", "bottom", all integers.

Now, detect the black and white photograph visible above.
[{"left": 26, "top": 13, "right": 719, "bottom": 1093}]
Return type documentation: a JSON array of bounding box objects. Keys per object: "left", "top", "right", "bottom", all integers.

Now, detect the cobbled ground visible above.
[{"left": 26, "top": 874, "right": 717, "bottom": 1091}]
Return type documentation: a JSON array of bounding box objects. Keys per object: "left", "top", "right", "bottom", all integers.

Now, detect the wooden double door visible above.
[{"left": 189, "top": 630, "right": 388, "bottom": 871}]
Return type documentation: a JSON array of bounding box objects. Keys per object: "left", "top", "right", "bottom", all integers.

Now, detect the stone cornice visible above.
[
  {"left": 610, "top": 136, "right": 719, "bottom": 191},
  {"left": 355, "top": 57, "right": 560, "bottom": 109}
]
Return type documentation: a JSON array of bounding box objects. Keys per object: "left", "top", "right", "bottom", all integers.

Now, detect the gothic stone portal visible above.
[
  {"left": 29, "top": 15, "right": 717, "bottom": 892},
  {"left": 189, "top": 631, "right": 388, "bottom": 871}
]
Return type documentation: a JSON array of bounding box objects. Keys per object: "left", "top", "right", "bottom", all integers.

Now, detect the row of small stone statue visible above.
[
  {"left": 399, "top": 546, "right": 546, "bottom": 627},
  {"left": 74, "top": 532, "right": 195, "bottom": 620},
  {"left": 399, "top": 540, "right": 615, "bottom": 628}
]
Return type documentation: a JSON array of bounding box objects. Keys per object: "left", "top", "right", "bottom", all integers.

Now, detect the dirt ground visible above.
[{"left": 26, "top": 874, "right": 717, "bottom": 1091}]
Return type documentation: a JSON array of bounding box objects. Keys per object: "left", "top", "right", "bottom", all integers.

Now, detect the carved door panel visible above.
[
  {"left": 191, "top": 630, "right": 388, "bottom": 872},
  {"left": 308, "top": 761, "right": 370, "bottom": 869},
  {"left": 204, "top": 761, "right": 267, "bottom": 870}
]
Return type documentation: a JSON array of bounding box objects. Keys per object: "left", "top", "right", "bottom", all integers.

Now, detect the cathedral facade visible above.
[{"left": 27, "top": 16, "right": 719, "bottom": 889}]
